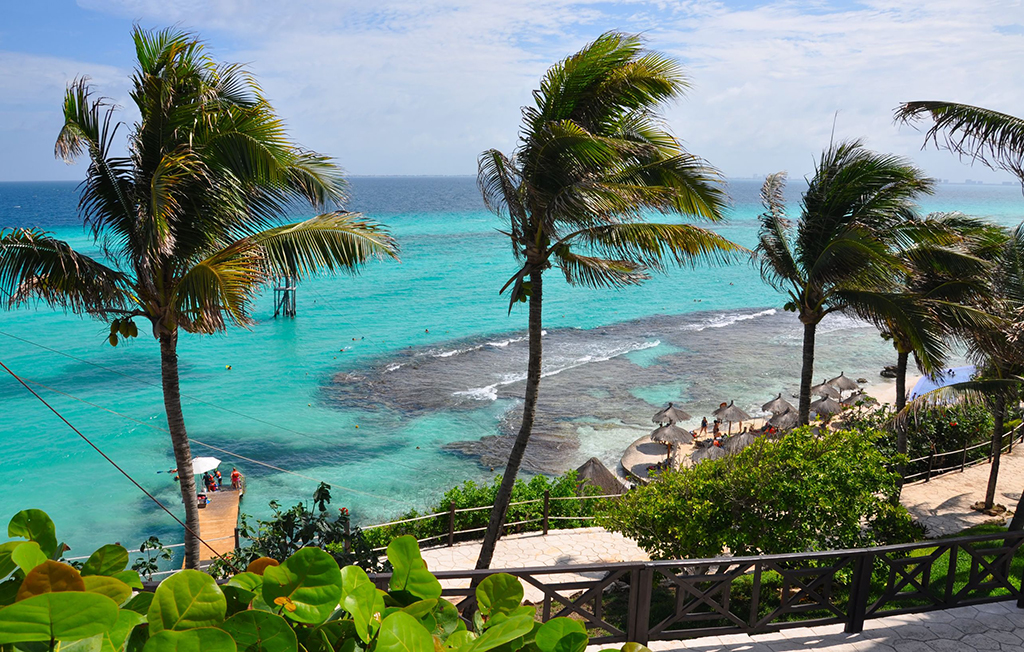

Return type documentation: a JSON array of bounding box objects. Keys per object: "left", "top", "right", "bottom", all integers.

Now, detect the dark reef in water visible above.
[{"left": 321, "top": 308, "right": 892, "bottom": 474}]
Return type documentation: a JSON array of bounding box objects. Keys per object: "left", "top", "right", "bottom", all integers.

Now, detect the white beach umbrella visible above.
[{"left": 191, "top": 457, "right": 221, "bottom": 476}]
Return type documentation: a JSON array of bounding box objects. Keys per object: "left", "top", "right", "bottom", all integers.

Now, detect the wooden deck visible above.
[{"left": 196, "top": 483, "right": 243, "bottom": 563}]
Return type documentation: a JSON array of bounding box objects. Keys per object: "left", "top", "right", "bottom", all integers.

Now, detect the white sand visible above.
[{"left": 863, "top": 373, "right": 922, "bottom": 407}]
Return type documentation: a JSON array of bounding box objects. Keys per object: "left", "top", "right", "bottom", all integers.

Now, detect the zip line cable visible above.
[
  {"left": 16, "top": 376, "right": 407, "bottom": 504},
  {"left": 0, "top": 359, "right": 240, "bottom": 571}
]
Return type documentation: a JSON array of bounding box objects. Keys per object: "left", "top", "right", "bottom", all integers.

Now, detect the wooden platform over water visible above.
[{"left": 197, "top": 484, "right": 243, "bottom": 563}]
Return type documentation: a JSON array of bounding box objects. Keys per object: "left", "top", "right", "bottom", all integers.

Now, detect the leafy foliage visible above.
[
  {"left": 361, "top": 471, "right": 604, "bottom": 549},
  {"left": 600, "top": 428, "right": 919, "bottom": 559},
  {"left": 209, "top": 484, "right": 386, "bottom": 577},
  {"left": 0, "top": 510, "right": 652, "bottom": 652}
]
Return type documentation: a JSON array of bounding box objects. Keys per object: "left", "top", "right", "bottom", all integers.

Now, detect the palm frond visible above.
[
  {"left": 897, "top": 378, "right": 1023, "bottom": 425},
  {"left": 243, "top": 212, "right": 399, "bottom": 279},
  {"left": 560, "top": 222, "right": 747, "bottom": 271},
  {"left": 552, "top": 245, "right": 649, "bottom": 288},
  {"left": 172, "top": 247, "right": 265, "bottom": 333},
  {"left": 896, "top": 101, "right": 1024, "bottom": 182},
  {"left": 755, "top": 172, "right": 803, "bottom": 292},
  {"left": 0, "top": 228, "right": 132, "bottom": 316}
]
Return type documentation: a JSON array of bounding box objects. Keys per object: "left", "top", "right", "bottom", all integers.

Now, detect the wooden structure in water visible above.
[
  {"left": 196, "top": 476, "right": 244, "bottom": 565},
  {"left": 274, "top": 276, "right": 297, "bottom": 317}
]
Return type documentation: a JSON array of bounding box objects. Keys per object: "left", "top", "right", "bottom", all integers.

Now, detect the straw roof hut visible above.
[
  {"left": 651, "top": 423, "right": 691, "bottom": 445},
  {"left": 769, "top": 409, "right": 799, "bottom": 430},
  {"left": 652, "top": 402, "right": 692, "bottom": 425},
  {"left": 576, "top": 457, "right": 626, "bottom": 495},
  {"left": 691, "top": 445, "right": 727, "bottom": 464},
  {"left": 828, "top": 372, "right": 860, "bottom": 392},
  {"left": 810, "top": 379, "right": 841, "bottom": 399},
  {"left": 762, "top": 393, "right": 795, "bottom": 415},
  {"left": 842, "top": 391, "right": 878, "bottom": 407},
  {"left": 810, "top": 396, "right": 843, "bottom": 416},
  {"left": 724, "top": 432, "right": 756, "bottom": 454}
]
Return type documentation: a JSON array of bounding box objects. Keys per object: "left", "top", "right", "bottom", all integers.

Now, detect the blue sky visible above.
[{"left": 1, "top": 0, "right": 1022, "bottom": 182}]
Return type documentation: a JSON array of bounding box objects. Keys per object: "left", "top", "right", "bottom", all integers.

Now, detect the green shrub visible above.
[
  {"left": 361, "top": 471, "right": 604, "bottom": 549},
  {"left": 0, "top": 509, "right": 650, "bottom": 652},
  {"left": 599, "top": 427, "right": 918, "bottom": 559}
]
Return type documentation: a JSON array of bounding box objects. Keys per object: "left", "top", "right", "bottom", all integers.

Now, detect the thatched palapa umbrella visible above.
[
  {"left": 651, "top": 423, "right": 691, "bottom": 461},
  {"left": 810, "top": 396, "right": 843, "bottom": 418},
  {"left": 842, "top": 391, "right": 878, "bottom": 407},
  {"left": 762, "top": 393, "right": 795, "bottom": 415},
  {"left": 828, "top": 372, "right": 859, "bottom": 393},
  {"left": 723, "top": 432, "right": 756, "bottom": 454},
  {"left": 769, "top": 408, "right": 799, "bottom": 430},
  {"left": 576, "top": 457, "right": 626, "bottom": 495},
  {"left": 810, "top": 379, "right": 841, "bottom": 399},
  {"left": 691, "top": 444, "right": 727, "bottom": 464},
  {"left": 713, "top": 400, "right": 752, "bottom": 435},
  {"left": 652, "top": 402, "right": 692, "bottom": 425}
]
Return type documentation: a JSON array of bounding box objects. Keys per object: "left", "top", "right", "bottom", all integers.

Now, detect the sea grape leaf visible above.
[
  {"left": 0, "top": 542, "right": 19, "bottom": 580},
  {"left": 444, "top": 631, "right": 476, "bottom": 650},
  {"left": 338, "top": 566, "right": 370, "bottom": 601},
  {"left": 65, "top": 609, "right": 144, "bottom": 652},
  {"left": 261, "top": 548, "right": 340, "bottom": 624},
  {"left": 618, "top": 645, "right": 651, "bottom": 652},
  {"left": 122, "top": 591, "right": 154, "bottom": 615},
  {"left": 534, "top": 619, "right": 587, "bottom": 652},
  {"left": 386, "top": 537, "right": 441, "bottom": 601},
  {"left": 83, "top": 576, "right": 132, "bottom": 605},
  {"left": 62, "top": 633, "right": 104, "bottom": 652},
  {"left": 432, "top": 599, "right": 462, "bottom": 640},
  {"left": 245, "top": 559, "right": 279, "bottom": 576},
  {"left": 226, "top": 572, "right": 263, "bottom": 594},
  {"left": 125, "top": 618, "right": 150, "bottom": 652},
  {"left": 475, "top": 574, "right": 522, "bottom": 618},
  {"left": 341, "top": 581, "right": 383, "bottom": 644},
  {"left": 16, "top": 560, "right": 85, "bottom": 600},
  {"left": 463, "top": 615, "right": 534, "bottom": 652},
  {"left": 218, "top": 611, "right": 297, "bottom": 652},
  {"left": 113, "top": 570, "right": 144, "bottom": 590},
  {"left": 7, "top": 511, "right": 58, "bottom": 558},
  {"left": 11, "top": 543, "right": 49, "bottom": 577},
  {"left": 142, "top": 627, "right": 236, "bottom": 652},
  {"left": 82, "top": 546, "right": 130, "bottom": 577},
  {"left": 374, "top": 612, "right": 433, "bottom": 652},
  {"left": 222, "top": 586, "right": 256, "bottom": 618},
  {"left": 148, "top": 570, "right": 226, "bottom": 633},
  {"left": 0, "top": 577, "right": 20, "bottom": 607},
  {"left": 0, "top": 592, "right": 119, "bottom": 643}
]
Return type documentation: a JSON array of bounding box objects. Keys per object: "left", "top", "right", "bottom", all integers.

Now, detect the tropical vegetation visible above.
[
  {"left": 599, "top": 428, "right": 919, "bottom": 560},
  {"left": 756, "top": 142, "right": 934, "bottom": 424},
  {"left": 0, "top": 509, "right": 625, "bottom": 652},
  {"left": 0, "top": 28, "right": 398, "bottom": 569},
  {"left": 474, "top": 30, "right": 742, "bottom": 570}
]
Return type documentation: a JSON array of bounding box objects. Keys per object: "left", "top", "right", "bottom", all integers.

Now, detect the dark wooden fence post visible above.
[
  {"left": 845, "top": 553, "right": 872, "bottom": 634},
  {"left": 343, "top": 520, "right": 351, "bottom": 554},
  {"left": 631, "top": 564, "right": 655, "bottom": 645},
  {"left": 447, "top": 501, "right": 456, "bottom": 547},
  {"left": 233, "top": 527, "right": 240, "bottom": 551},
  {"left": 543, "top": 491, "right": 550, "bottom": 535},
  {"left": 961, "top": 434, "right": 969, "bottom": 473},
  {"left": 926, "top": 450, "right": 935, "bottom": 483}
]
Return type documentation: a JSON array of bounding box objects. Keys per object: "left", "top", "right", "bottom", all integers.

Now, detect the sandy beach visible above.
[{"left": 863, "top": 373, "right": 923, "bottom": 407}]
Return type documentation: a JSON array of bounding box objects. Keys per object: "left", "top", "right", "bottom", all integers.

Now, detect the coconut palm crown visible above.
[
  {"left": 0, "top": 28, "right": 398, "bottom": 568},
  {"left": 757, "top": 140, "right": 936, "bottom": 425},
  {"left": 473, "top": 31, "right": 744, "bottom": 570}
]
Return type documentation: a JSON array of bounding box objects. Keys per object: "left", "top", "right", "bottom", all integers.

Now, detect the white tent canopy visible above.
[{"left": 191, "top": 456, "right": 221, "bottom": 476}]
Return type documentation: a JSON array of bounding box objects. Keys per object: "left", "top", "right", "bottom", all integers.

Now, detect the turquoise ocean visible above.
[{"left": 1, "top": 177, "right": 1021, "bottom": 562}]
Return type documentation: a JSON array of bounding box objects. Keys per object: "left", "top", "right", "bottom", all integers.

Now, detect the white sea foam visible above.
[
  {"left": 486, "top": 336, "right": 527, "bottom": 348},
  {"left": 682, "top": 308, "right": 777, "bottom": 332},
  {"left": 384, "top": 363, "right": 404, "bottom": 372},
  {"left": 453, "top": 340, "right": 660, "bottom": 401}
]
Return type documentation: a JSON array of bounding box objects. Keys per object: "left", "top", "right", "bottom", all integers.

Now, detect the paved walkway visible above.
[
  {"left": 619, "top": 601, "right": 1024, "bottom": 652},
  {"left": 420, "top": 527, "right": 648, "bottom": 603},
  {"left": 900, "top": 447, "right": 1024, "bottom": 536}
]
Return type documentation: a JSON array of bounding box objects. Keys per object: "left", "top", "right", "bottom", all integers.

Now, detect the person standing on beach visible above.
[{"left": 700, "top": 417, "right": 708, "bottom": 435}]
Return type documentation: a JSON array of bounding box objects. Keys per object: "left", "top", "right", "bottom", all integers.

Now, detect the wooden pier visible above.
[{"left": 196, "top": 477, "right": 244, "bottom": 564}]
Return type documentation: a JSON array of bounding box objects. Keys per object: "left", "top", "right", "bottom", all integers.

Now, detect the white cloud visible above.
[{"left": 14, "top": 0, "right": 1024, "bottom": 181}]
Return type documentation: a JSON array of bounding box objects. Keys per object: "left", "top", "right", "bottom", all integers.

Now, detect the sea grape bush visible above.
[
  {"left": 0, "top": 509, "right": 649, "bottom": 652},
  {"left": 600, "top": 428, "right": 921, "bottom": 559},
  {"left": 362, "top": 472, "right": 602, "bottom": 549}
]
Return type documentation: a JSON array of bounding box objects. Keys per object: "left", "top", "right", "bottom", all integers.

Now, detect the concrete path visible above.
[
  {"left": 900, "top": 447, "right": 1024, "bottom": 536},
  {"left": 620, "top": 601, "right": 1024, "bottom": 652},
  {"left": 420, "top": 526, "right": 648, "bottom": 603}
]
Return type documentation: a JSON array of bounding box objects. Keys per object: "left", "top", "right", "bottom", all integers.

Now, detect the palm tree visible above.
[
  {"left": 0, "top": 28, "right": 397, "bottom": 569},
  {"left": 901, "top": 225, "right": 1024, "bottom": 512},
  {"left": 895, "top": 102, "right": 1024, "bottom": 185},
  {"left": 474, "top": 32, "right": 743, "bottom": 570},
  {"left": 756, "top": 141, "right": 935, "bottom": 425}
]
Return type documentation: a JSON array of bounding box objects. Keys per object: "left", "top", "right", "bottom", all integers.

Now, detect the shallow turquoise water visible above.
[{"left": 0, "top": 177, "right": 1020, "bottom": 560}]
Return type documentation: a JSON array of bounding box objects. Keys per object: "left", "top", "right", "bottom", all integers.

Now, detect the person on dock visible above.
[
  {"left": 215, "top": 469, "right": 222, "bottom": 488},
  {"left": 231, "top": 467, "right": 240, "bottom": 489}
]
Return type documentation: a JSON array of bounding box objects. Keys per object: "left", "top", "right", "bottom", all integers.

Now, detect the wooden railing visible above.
[
  {"left": 368, "top": 529, "right": 1024, "bottom": 645},
  {"left": 903, "top": 422, "right": 1024, "bottom": 483},
  {"left": 360, "top": 492, "right": 617, "bottom": 551}
]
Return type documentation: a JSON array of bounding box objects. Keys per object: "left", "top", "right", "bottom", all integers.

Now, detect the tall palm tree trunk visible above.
[
  {"left": 475, "top": 271, "right": 544, "bottom": 570},
  {"left": 894, "top": 350, "right": 910, "bottom": 489},
  {"left": 984, "top": 393, "right": 1007, "bottom": 509},
  {"left": 798, "top": 321, "right": 817, "bottom": 425},
  {"left": 160, "top": 331, "right": 202, "bottom": 569}
]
